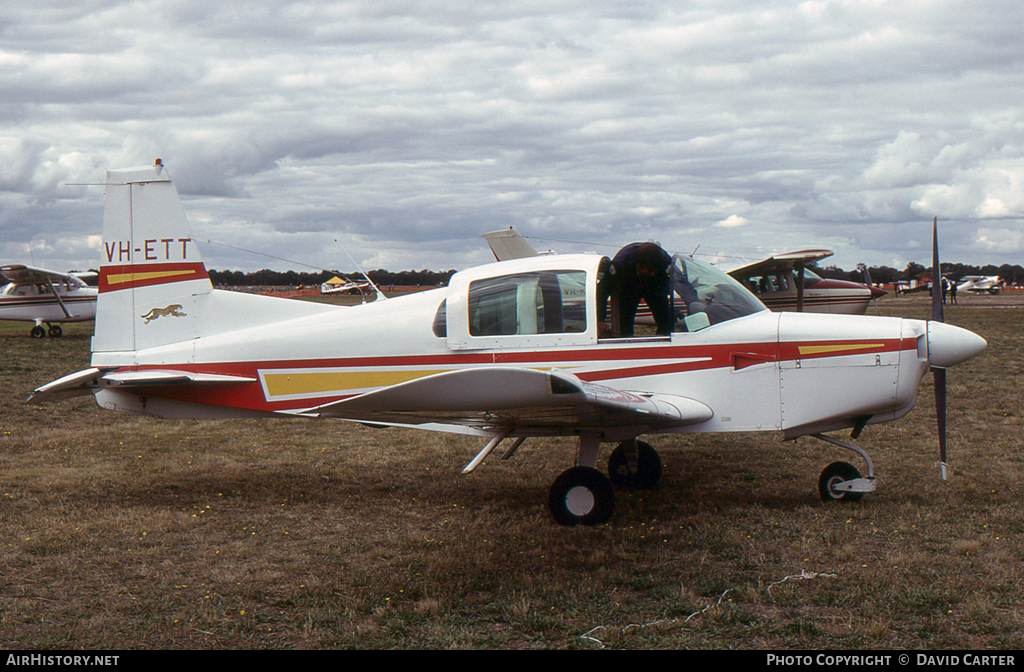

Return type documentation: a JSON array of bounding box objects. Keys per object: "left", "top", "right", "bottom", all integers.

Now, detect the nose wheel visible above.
[
  {"left": 812, "top": 434, "right": 876, "bottom": 503},
  {"left": 818, "top": 461, "right": 866, "bottom": 502}
]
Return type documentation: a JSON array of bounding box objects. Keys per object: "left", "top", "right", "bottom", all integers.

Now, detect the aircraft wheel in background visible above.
[
  {"left": 818, "top": 461, "right": 865, "bottom": 503},
  {"left": 30, "top": 325, "right": 46, "bottom": 338},
  {"left": 608, "top": 439, "right": 662, "bottom": 490},
  {"left": 48, "top": 324, "right": 63, "bottom": 337},
  {"left": 548, "top": 466, "right": 615, "bottom": 526}
]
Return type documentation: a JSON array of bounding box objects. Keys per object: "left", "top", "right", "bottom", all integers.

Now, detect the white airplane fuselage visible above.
[
  {"left": 85, "top": 262, "right": 943, "bottom": 444},
  {"left": 0, "top": 283, "right": 97, "bottom": 323}
]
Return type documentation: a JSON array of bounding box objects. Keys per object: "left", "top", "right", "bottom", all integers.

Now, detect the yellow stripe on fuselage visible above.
[
  {"left": 262, "top": 369, "right": 450, "bottom": 398},
  {"left": 105, "top": 269, "right": 199, "bottom": 286},
  {"left": 798, "top": 343, "right": 884, "bottom": 356}
]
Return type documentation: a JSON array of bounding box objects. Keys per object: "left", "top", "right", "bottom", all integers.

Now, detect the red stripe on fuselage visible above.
[{"left": 105, "top": 337, "right": 916, "bottom": 413}]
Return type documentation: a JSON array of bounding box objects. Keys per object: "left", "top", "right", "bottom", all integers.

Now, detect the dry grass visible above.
[{"left": 1, "top": 291, "right": 1022, "bottom": 649}]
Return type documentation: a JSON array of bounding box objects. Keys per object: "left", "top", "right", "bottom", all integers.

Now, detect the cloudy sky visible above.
[{"left": 3, "top": 0, "right": 1023, "bottom": 276}]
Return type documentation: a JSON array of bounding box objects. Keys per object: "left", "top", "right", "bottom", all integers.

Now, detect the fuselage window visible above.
[
  {"left": 433, "top": 299, "right": 447, "bottom": 338},
  {"left": 669, "top": 255, "right": 766, "bottom": 330},
  {"left": 468, "top": 270, "right": 587, "bottom": 337}
]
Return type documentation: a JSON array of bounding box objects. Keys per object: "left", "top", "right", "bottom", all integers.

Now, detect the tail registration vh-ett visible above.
[{"left": 30, "top": 162, "right": 986, "bottom": 525}]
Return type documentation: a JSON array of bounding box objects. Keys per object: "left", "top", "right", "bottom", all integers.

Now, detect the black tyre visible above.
[
  {"left": 548, "top": 466, "right": 615, "bottom": 526},
  {"left": 48, "top": 324, "right": 63, "bottom": 337},
  {"left": 608, "top": 439, "right": 662, "bottom": 490},
  {"left": 30, "top": 325, "right": 46, "bottom": 339},
  {"left": 818, "top": 461, "right": 864, "bottom": 502}
]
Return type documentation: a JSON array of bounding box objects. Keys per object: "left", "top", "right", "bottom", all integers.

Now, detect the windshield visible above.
[{"left": 669, "top": 254, "right": 767, "bottom": 330}]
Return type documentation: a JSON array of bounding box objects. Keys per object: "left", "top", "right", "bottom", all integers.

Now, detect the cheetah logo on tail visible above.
[{"left": 141, "top": 304, "right": 187, "bottom": 324}]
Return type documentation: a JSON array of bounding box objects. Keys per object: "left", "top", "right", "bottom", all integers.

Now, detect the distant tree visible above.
[{"left": 902, "top": 262, "right": 928, "bottom": 280}]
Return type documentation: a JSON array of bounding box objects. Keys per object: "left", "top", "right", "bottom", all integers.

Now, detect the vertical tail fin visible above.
[{"left": 93, "top": 160, "right": 213, "bottom": 356}]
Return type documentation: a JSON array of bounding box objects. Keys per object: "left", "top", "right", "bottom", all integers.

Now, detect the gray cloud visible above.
[{"left": 2, "top": 0, "right": 1022, "bottom": 275}]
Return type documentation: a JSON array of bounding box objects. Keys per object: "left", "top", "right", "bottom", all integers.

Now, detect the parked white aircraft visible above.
[
  {"left": 31, "top": 163, "right": 986, "bottom": 525},
  {"left": 956, "top": 275, "right": 1001, "bottom": 295},
  {"left": 0, "top": 264, "right": 98, "bottom": 337}
]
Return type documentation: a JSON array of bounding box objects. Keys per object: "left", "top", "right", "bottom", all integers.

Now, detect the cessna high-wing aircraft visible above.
[
  {"left": 30, "top": 162, "right": 986, "bottom": 526},
  {"left": 0, "top": 264, "right": 98, "bottom": 337},
  {"left": 728, "top": 250, "right": 887, "bottom": 314}
]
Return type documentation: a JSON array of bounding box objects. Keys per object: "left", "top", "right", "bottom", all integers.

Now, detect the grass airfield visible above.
[{"left": 1, "top": 291, "right": 1021, "bottom": 649}]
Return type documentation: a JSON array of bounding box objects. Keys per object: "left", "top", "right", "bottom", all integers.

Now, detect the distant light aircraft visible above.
[
  {"left": 31, "top": 163, "right": 986, "bottom": 526},
  {"left": 956, "top": 275, "right": 1001, "bottom": 295},
  {"left": 0, "top": 264, "right": 98, "bottom": 337},
  {"left": 728, "top": 250, "right": 887, "bottom": 314},
  {"left": 895, "top": 277, "right": 930, "bottom": 295},
  {"left": 320, "top": 276, "right": 372, "bottom": 295}
]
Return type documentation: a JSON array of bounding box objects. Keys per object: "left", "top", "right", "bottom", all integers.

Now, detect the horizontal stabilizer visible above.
[{"left": 28, "top": 368, "right": 255, "bottom": 404}]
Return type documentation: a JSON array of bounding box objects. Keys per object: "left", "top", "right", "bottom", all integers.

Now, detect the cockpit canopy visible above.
[{"left": 440, "top": 253, "right": 766, "bottom": 349}]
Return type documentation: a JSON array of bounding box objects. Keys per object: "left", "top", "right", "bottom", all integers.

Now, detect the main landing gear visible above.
[
  {"left": 812, "top": 433, "right": 876, "bottom": 503},
  {"left": 30, "top": 322, "right": 62, "bottom": 338},
  {"left": 547, "top": 437, "right": 662, "bottom": 526}
]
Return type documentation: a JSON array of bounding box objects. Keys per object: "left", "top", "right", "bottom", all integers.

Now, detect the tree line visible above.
[
  {"left": 816, "top": 261, "right": 1024, "bottom": 286},
  {"left": 207, "top": 268, "right": 457, "bottom": 288},
  {"left": 207, "top": 260, "right": 1023, "bottom": 289}
]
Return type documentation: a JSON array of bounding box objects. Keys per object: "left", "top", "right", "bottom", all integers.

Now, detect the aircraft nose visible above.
[{"left": 927, "top": 321, "right": 987, "bottom": 368}]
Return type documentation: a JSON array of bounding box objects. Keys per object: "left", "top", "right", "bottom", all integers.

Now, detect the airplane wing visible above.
[
  {"left": 0, "top": 264, "right": 86, "bottom": 286},
  {"left": 728, "top": 250, "right": 834, "bottom": 281},
  {"left": 296, "top": 367, "right": 714, "bottom": 434}
]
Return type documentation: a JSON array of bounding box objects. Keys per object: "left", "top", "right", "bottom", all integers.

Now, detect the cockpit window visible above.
[
  {"left": 669, "top": 254, "right": 766, "bottom": 331},
  {"left": 468, "top": 270, "right": 587, "bottom": 337}
]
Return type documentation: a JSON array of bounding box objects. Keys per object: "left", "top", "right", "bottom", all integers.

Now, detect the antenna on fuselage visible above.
[{"left": 334, "top": 239, "right": 386, "bottom": 302}]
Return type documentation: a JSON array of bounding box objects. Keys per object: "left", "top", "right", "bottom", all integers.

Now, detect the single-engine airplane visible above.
[
  {"left": 956, "top": 275, "right": 1001, "bottom": 295},
  {"left": 728, "top": 250, "right": 887, "bottom": 314},
  {"left": 0, "top": 264, "right": 98, "bottom": 337},
  {"left": 30, "top": 162, "right": 987, "bottom": 526}
]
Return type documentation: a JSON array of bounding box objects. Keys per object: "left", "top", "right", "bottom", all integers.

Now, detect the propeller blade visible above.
[
  {"left": 930, "top": 216, "right": 948, "bottom": 480},
  {"left": 934, "top": 367, "right": 947, "bottom": 480},
  {"left": 931, "top": 217, "right": 943, "bottom": 323}
]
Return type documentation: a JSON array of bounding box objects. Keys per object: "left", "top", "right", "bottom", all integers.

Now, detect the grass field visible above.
[{"left": 1, "top": 292, "right": 1021, "bottom": 649}]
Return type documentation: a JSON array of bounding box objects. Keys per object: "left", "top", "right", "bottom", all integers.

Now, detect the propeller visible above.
[{"left": 930, "top": 217, "right": 948, "bottom": 480}]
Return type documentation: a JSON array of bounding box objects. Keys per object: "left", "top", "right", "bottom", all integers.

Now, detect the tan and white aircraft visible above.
[
  {"left": 0, "top": 264, "right": 97, "bottom": 338},
  {"left": 729, "top": 250, "right": 887, "bottom": 314},
  {"left": 30, "top": 163, "right": 987, "bottom": 525}
]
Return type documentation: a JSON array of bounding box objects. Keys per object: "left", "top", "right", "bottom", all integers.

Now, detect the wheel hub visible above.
[{"left": 565, "top": 486, "right": 595, "bottom": 516}]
